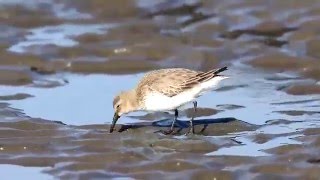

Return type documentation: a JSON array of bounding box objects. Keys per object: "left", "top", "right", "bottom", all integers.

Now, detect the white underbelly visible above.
[
  {"left": 143, "top": 76, "right": 228, "bottom": 111},
  {"left": 144, "top": 91, "right": 196, "bottom": 111}
]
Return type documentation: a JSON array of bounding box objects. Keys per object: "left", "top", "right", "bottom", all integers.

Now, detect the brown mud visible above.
[{"left": 0, "top": 0, "right": 320, "bottom": 179}]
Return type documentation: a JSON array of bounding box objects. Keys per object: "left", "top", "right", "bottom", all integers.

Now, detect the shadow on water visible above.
[
  {"left": 117, "top": 117, "right": 253, "bottom": 134},
  {"left": 152, "top": 117, "right": 238, "bottom": 127}
]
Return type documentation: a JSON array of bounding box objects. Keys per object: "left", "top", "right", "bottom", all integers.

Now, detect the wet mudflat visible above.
[{"left": 0, "top": 0, "right": 320, "bottom": 179}]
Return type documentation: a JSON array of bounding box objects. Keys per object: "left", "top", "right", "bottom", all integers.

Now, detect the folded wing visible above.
[{"left": 137, "top": 67, "right": 228, "bottom": 98}]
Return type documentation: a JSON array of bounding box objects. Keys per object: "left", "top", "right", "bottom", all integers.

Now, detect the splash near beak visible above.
[{"left": 110, "top": 113, "right": 120, "bottom": 133}]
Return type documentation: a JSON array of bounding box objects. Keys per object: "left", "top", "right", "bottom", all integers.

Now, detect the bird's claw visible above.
[
  {"left": 184, "top": 126, "right": 195, "bottom": 136},
  {"left": 160, "top": 129, "right": 175, "bottom": 135}
]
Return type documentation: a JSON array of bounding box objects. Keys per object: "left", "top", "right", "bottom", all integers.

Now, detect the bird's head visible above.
[{"left": 110, "top": 90, "right": 138, "bottom": 133}]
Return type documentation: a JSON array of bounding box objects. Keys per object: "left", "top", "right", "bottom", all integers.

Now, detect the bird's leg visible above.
[
  {"left": 162, "top": 109, "right": 178, "bottom": 135},
  {"left": 186, "top": 101, "right": 197, "bottom": 135}
]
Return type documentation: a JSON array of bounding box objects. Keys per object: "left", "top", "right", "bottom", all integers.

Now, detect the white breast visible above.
[{"left": 144, "top": 76, "right": 228, "bottom": 111}]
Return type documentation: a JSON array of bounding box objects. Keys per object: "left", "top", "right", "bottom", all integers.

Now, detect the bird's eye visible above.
[{"left": 116, "top": 104, "right": 120, "bottom": 109}]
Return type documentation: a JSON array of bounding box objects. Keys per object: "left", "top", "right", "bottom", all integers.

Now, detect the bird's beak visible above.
[{"left": 110, "top": 112, "right": 120, "bottom": 133}]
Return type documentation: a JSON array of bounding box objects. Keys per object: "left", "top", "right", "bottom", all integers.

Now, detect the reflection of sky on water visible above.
[
  {"left": 0, "top": 64, "right": 319, "bottom": 157},
  {"left": 207, "top": 134, "right": 301, "bottom": 157},
  {"left": 9, "top": 24, "right": 115, "bottom": 53},
  {"left": 0, "top": 73, "right": 141, "bottom": 125},
  {"left": 0, "top": 165, "right": 52, "bottom": 180},
  {"left": 0, "top": 69, "right": 319, "bottom": 157},
  {"left": 0, "top": 0, "right": 91, "bottom": 20},
  {"left": 1, "top": 69, "right": 318, "bottom": 126}
]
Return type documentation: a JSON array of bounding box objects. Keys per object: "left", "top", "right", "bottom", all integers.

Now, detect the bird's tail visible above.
[
  {"left": 213, "top": 66, "right": 228, "bottom": 75},
  {"left": 200, "top": 66, "right": 228, "bottom": 78},
  {"left": 192, "top": 66, "right": 229, "bottom": 83}
]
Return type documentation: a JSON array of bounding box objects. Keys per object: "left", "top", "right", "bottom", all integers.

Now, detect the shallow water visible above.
[
  {"left": 9, "top": 24, "right": 114, "bottom": 53},
  {"left": 0, "top": 165, "right": 52, "bottom": 180},
  {"left": 0, "top": 0, "right": 320, "bottom": 179}
]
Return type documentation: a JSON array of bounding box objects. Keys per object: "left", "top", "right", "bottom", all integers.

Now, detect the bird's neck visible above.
[{"left": 125, "top": 89, "right": 141, "bottom": 111}]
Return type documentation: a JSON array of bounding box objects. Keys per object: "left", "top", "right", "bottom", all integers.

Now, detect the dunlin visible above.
[{"left": 110, "top": 67, "right": 228, "bottom": 134}]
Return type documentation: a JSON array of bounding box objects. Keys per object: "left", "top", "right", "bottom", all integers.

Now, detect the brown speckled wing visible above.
[
  {"left": 137, "top": 67, "right": 227, "bottom": 98},
  {"left": 181, "top": 67, "right": 227, "bottom": 90}
]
